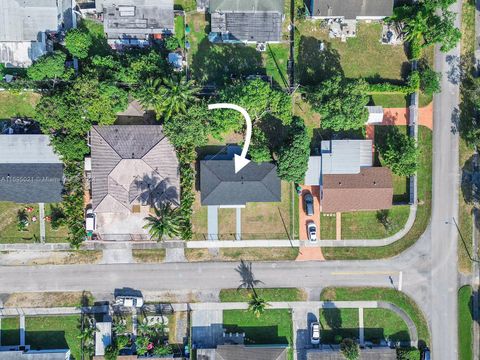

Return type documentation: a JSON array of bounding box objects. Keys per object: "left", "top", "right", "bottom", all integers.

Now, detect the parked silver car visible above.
[
  {"left": 310, "top": 322, "right": 320, "bottom": 345},
  {"left": 307, "top": 221, "right": 317, "bottom": 242}
]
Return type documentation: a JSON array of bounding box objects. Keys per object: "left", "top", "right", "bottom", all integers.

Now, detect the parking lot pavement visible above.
[
  {"left": 292, "top": 308, "right": 318, "bottom": 360},
  {"left": 298, "top": 186, "right": 321, "bottom": 241}
]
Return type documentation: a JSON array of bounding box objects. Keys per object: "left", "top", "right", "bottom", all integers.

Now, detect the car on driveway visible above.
[
  {"left": 304, "top": 192, "right": 314, "bottom": 216},
  {"left": 310, "top": 322, "right": 320, "bottom": 345},
  {"left": 307, "top": 221, "right": 317, "bottom": 242}
]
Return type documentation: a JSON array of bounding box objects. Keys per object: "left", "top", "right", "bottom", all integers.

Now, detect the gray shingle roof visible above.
[
  {"left": 211, "top": 11, "right": 282, "bottom": 42},
  {"left": 209, "top": 0, "right": 284, "bottom": 12},
  {"left": 0, "top": 350, "right": 70, "bottom": 360},
  {"left": 311, "top": 0, "right": 393, "bottom": 19},
  {"left": 91, "top": 125, "right": 179, "bottom": 212},
  {"left": 0, "top": 135, "right": 63, "bottom": 203},
  {"left": 198, "top": 345, "right": 287, "bottom": 360},
  {"left": 200, "top": 160, "right": 281, "bottom": 206}
]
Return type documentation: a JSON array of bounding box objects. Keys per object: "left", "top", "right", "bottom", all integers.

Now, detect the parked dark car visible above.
[{"left": 304, "top": 192, "right": 314, "bottom": 216}]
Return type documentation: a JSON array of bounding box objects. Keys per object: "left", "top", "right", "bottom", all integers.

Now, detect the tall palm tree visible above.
[
  {"left": 247, "top": 293, "right": 269, "bottom": 319},
  {"left": 138, "top": 75, "right": 199, "bottom": 121},
  {"left": 143, "top": 202, "right": 183, "bottom": 241}
]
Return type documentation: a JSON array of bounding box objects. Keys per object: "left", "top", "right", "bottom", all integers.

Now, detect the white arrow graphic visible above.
[{"left": 208, "top": 103, "right": 252, "bottom": 173}]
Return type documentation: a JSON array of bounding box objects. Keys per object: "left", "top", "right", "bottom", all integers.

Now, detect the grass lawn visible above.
[
  {"left": 319, "top": 308, "right": 359, "bottom": 343},
  {"left": 223, "top": 309, "right": 293, "bottom": 346},
  {"left": 363, "top": 309, "right": 410, "bottom": 343},
  {"left": 219, "top": 288, "right": 306, "bottom": 302},
  {"left": 132, "top": 249, "right": 166, "bottom": 263},
  {"left": 264, "top": 43, "right": 290, "bottom": 88},
  {"left": 296, "top": 21, "right": 408, "bottom": 85},
  {"left": 321, "top": 287, "right": 430, "bottom": 346},
  {"left": 174, "top": 14, "right": 186, "bottom": 48},
  {"left": 458, "top": 285, "right": 473, "bottom": 360},
  {"left": 370, "top": 93, "right": 408, "bottom": 108},
  {"left": 26, "top": 316, "right": 81, "bottom": 360},
  {"left": 0, "top": 317, "right": 20, "bottom": 345},
  {"left": 0, "top": 91, "right": 40, "bottom": 119},
  {"left": 322, "top": 126, "right": 432, "bottom": 259},
  {"left": 174, "top": 0, "right": 196, "bottom": 11},
  {"left": 0, "top": 202, "right": 69, "bottom": 243},
  {"left": 185, "top": 247, "right": 299, "bottom": 262}
]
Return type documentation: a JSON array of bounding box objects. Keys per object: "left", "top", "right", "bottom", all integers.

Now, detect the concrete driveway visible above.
[{"left": 191, "top": 309, "right": 224, "bottom": 349}]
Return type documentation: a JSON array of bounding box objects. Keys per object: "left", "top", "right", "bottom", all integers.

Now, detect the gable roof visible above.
[
  {"left": 310, "top": 0, "right": 394, "bottom": 19},
  {"left": 200, "top": 160, "right": 281, "bottom": 206},
  {"left": 321, "top": 167, "right": 393, "bottom": 212},
  {"left": 197, "top": 345, "right": 287, "bottom": 360},
  {"left": 91, "top": 125, "right": 179, "bottom": 212},
  {"left": 209, "top": 0, "right": 284, "bottom": 13},
  {"left": 0, "top": 135, "right": 63, "bottom": 203}
]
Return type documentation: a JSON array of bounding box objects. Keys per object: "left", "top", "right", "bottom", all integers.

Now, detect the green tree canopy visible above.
[
  {"left": 460, "top": 76, "right": 480, "bottom": 148},
  {"left": 308, "top": 75, "right": 369, "bottom": 131},
  {"left": 389, "top": 0, "right": 461, "bottom": 53},
  {"left": 249, "top": 127, "right": 272, "bottom": 163},
  {"left": 27, "top": 51, "right": 69, "bottom": 81},
  {"left": 211, "top": 79, "right": 292, "bottom": 136},
  {"left": 276, "top": 117, "right": 310, "bottom": 183},
  {"left": 419, "top": 62, "right": 441, "bottom": 96},
  {"left": 378, "top": 129, "right": 419, "bottom": 176},
  {"left": 143, "top": 202, "right": 184, "bottom": 241},
  {"left": 65, "top": 28, "right": 93, "bottom": 59}
]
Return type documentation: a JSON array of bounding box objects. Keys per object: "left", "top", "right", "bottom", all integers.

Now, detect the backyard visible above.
[{"left": 0, "top": 91, "right": 40, "bottom": 119}]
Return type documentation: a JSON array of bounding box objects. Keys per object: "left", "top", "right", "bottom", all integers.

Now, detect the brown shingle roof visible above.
[{"left": 321, "top": 167, "right": 393, "bottom": 212}]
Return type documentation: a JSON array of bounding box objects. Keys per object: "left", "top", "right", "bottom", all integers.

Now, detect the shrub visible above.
[{"left": 65, "top": 28, "right": 92, "bottom": 59}]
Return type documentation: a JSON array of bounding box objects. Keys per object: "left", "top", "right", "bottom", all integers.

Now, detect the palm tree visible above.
[
  {"left": 138, "top": 75, "right": 199, "bottom": 121},
  {"left": 143, "top": 202, "right": 184, "bottom": 241},
  {"left": 247, "top": 293, "right": 269, "bottom": 319}
]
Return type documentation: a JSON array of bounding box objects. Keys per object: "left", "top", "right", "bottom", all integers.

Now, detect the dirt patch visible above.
[
  {"left": 0, "top": 251, "right": 102, "bottom": 266},
  {"left": 185, "top": 247, "right": 299, "bottom": 262},
  {"left": 132, "top": 249, "right": 166, "bottom": 263},
  {"left": 3, "top": 291, "right": 94, "bottom": 308}
]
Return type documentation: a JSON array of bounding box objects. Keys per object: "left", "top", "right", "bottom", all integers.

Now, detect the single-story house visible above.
[
  {"left": 307, "top": 347, "right": 397, "bottom": 359},
  {"left": 322, "top": 167, "right": 393, "bottom": 212},
  {"left": 200, "top": 159, "right": 281, "bottom": 206},
  {"left": 197, "top": 344, "right": 288, "bottom": 360},
  {"left": 208, "top": 0, "right": 284, "bottom": 43},
  {"left": 0, "top": 134, "right": 64, "bottom": 203},
  {"left": 308, "top": 0, "right": 394, "bottom": 20},
  {"left": 90, "top": 125, "right": 179, "bottom": 239},
  {"left": 0, "top": 348, "right": 70, "bottom": 359},
  {"left": 304, "top": 139, "right": 393, "bottom": 212},
  {"left": 0, "top": 0, "right": 73, "bottom": 67},
  {"left": 96, "top": 0, "right": 174, "bottom": 46}
]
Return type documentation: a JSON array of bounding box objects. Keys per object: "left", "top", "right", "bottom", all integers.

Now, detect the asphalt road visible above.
[{"left": 429, "top": 0, "right": 462, "bottom": 358}]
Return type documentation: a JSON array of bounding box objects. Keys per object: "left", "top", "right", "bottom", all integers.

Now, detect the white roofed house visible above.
[
  {"left": 308, "top": 0, "right": 394, "bottom": 20},
  {"left": 0, "top": 0, "right": 74, "bottom": 67},
  {"left": 95, "top": 0, "right": 174, "bottom": 47}
]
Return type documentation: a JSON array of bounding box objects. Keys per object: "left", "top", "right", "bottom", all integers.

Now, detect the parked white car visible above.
[
  {"left": 310, "top": 322, "right": 320, "bottom": 345},
  {"left": 116, "top": 296, "right": 143, "bottom": 308},
  {"left": 85, "top": 208, "right": 96, "bottom": 232},
  {"left": 307, "top": 221, "right": 317, "bottom": 242}
]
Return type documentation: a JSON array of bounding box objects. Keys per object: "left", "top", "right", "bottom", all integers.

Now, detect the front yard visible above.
[
  {"left": 223, "top": 309, "right": 293, "bottom": 347},
  {"left": 0, "top": 202, "right": 69, "bottom": 243}
]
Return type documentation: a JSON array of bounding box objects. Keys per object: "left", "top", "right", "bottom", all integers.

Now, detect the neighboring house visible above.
[
  {"left": 0, "top": 135, "right": 64, "bottom": 203},
  {"left": 308, "top": 0, "right": 394, "bottom": 20},
  {"left": 306, "top": 347, "right": 397, "bottom": 359},
  {"left": 304, "top": 140, "right": 393, "bottom": 212},
  {"left": 200, "top": 159, "right": 281, "bottom": 206},
  {"left": 197, "top": 344, "right": 288, "bottom": 360},
  {"left": 0, "top": 348, "right": 70, "bottom": 359},
  {"left": 322, "top": 167, "right": 393, "bottom": 212},
  {"left": 90, "top": 125, "right": 179, "bottom": 239},
  {"left": 95, "top": 0, "right": 174, "bottom": 46},
  {"left": 0, "top": 0, "right": 74, "bottom": 67},
  {"left": 208, "top": 0, "right": 285, "bottom": 44}
]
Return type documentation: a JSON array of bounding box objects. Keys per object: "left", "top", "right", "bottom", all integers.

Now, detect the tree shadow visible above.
[
  {"left": 26, "top": 331, "right": 68, "bottom": 350},
  {"left": 222, "top": 324, "right": 288, "bottom": 345},
  {"left": 235, "top": 260, "right": 264, "bottom": 291},
  {"left": 297, "top": 36, "right": 343, "bottom": 86},
  {"left": 190, "top": 38, "right": 264, "bottom": 86},
  {"left": 257, "top": 115, "right": 291, "bottom": 152}
]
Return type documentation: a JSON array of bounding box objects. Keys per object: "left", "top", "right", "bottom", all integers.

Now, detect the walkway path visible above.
[
  {"left": 382, "top": 103, "right": 433, "bottom": 129},
  {"left": 38, "top": 203, "right": 45, "bottom": 243}
]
